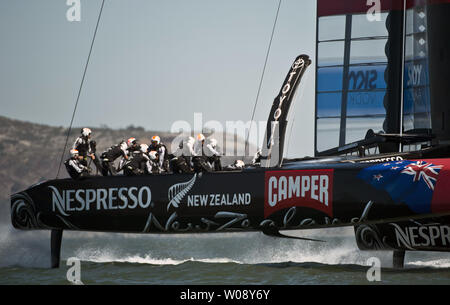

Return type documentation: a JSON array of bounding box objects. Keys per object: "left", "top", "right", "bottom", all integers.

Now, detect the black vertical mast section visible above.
[
  {"left": 427, "top": 2, "right": 450, "bottom": 145},
  {"left": 338, "top": 14, "right": 352, "bottom": 147},
  {"left": 381, "top": 9, "right": 404, "bottom": 153},
  {"left": 314, "top": 3, "right": 319, "bottom": 156}
]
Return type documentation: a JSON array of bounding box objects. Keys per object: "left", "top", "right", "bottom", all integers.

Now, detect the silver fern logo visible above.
[{"left": 167, "top": 174, "right": 198, "bottom": 210}]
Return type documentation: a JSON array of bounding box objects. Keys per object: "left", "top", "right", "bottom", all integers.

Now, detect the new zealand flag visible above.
[{"left": 357, "top": 160, "right": 443, "bottom": 214}]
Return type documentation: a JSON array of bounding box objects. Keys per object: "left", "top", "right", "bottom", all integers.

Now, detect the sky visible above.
[{"left": 0, "top": 0, "right": 317, "bottom": 157}]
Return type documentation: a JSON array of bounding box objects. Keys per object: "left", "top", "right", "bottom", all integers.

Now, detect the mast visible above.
[
  {"left": 428, "top": 1, "right": 450, "bottom": 144},
  {"left": 382, "top": 2, "right": 405, "bottom": 153},
  {"left": 314, "top": 0, "right": 449, "bottom": 156}
]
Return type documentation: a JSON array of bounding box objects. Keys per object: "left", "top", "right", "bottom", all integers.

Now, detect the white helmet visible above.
[
  {"left": 140, "top": 144, "right": 149, "bottom": 153},
  {"left": 196, "top": 133, "right": 205, "bottom": 142},
  {"left": 149, "top": 150, "right": 158, "bottom": 160},
  {"left": 81, "top": 128, "right": 91, "bottom": 137},
  {"left": 70, "top": 149, "right": 79, "bottom": 157},
  {"left": 127, "top": 137, "right": 137, "bottom": 147},
  {"left": 151, "top": 135, "right": 161, "bottom": 145},
  {"left": 235, "top": 160, "right": 245, "bottom": 169},
  {"left": 209, "top": 138, "right": 217, "bottom": 147}
]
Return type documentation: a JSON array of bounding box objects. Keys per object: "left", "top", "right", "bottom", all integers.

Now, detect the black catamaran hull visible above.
[{"left": 11, "top": 158, "right": 450, "bottom": 253}]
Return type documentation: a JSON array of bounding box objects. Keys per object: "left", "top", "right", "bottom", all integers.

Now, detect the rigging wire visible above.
[
  {"left": 244, "top": 0, "right": 282, "bottom": 157},
  {"left": 56, "top": 0, "right": 106, "bottom": 178}
]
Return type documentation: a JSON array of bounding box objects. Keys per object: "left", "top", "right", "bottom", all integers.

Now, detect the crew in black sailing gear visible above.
[
  {"left": 118, "top": 137, "right": 139, "bottom": 172},
  {"left": 224, "top": 159, "right": 245, "bottom": 171},
  {"left": 65, "top": 149, "right": 91, "bottom": 179},
  {"left": 149, "top": 135, "right": 169, "bottom": 172},
  {"left": 192, "top": 133, "right": 213, "bottom": 172},
  {"left": 252, "top": 149, "right": 262, "bottom": 166},
  {"left": 148, "top": 150, "right": 161, "bottom": 174},
  {"left": 100, "top": 140, "right": 128, "bottom": 176},
  {"left": 170, "top": 136, "right": 195, "bottom": 174},
  {"left": 205, "top": 138, "right": 222, "bottom": 171},
  {"left": 123, "top": 144, "right": 152, "bottom": 176},
  {"left": 72, "top": 128, "right": 101, "bottom": 172}
]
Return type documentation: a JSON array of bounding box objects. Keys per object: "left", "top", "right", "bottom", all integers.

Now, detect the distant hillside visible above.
[
  {"left": 0, "top": 116, "right": 181, "bottom": 202},
  {"left": 0, "top": 116, "right": 250, "bottom": 208}
]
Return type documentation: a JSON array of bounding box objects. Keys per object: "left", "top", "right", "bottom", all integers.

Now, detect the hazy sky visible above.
[{"left": 0, "top": 0, "right": 317, "bottom": 157}]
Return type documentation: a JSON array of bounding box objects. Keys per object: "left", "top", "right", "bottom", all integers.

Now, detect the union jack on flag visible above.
[
  {"left": 357, "top": 160, "right": 444, "bottom": 214},
  {"left": 400, "top": 161, "right": 443, "bottom": 190}
]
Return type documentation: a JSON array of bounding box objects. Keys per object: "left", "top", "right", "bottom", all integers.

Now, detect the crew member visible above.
[
  {"left": 148, "top": 150, "right": 161, "bottom": 174},
  {"left": 123, "top": 144, "right": 152, "bottom": 176},
  {"left": 100, "top": 140, "right": 128, "bottom": 176},
  {"left": 170, "top": 136, "right": 195, "bottom": 174},
  {"left": 118, "top": 137, "right": 139, "bottom": 172},
  {"left": 182, "top": 136, "right": 196, "bottom": 165},
  {"left": 126, "top": 137, "right": 139, "bottom": 154},
  {"left": 205, "top": 138, "right": 222, "bottom": 171},
  {"left": 193, "top": 133, "right": 205, "bottom": 156},
  {"left": 149, "top": 135, "right": 169, "bottom": 172},
  {"left": 252, "top": 149, "right": 262, "bottom": 166},
  {"left": 192, "top": 133, "right": 212, "bottom": 172},
  {"left": 224, "top": 159, "right": 245, "bottom": 171},
  {"left": 65, "top": 149, "right": 91, "bottom": 179},
  {"left": 72, "top": 128, "right": 101, "bottom": 172}
]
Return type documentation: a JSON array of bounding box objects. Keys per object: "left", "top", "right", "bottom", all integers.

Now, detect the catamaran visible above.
[{"left": 11, "top": 0, "right": 450, "bottom": 268}]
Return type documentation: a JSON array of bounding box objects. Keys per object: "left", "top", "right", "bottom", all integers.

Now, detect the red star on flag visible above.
[{"left": 373, "top": 174, "right": 383, "bottom": 181}]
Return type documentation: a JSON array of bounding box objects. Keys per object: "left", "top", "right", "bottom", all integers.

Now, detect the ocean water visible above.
[{"left": 2, "top": 224, "right": 450, "bottom": 285}]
